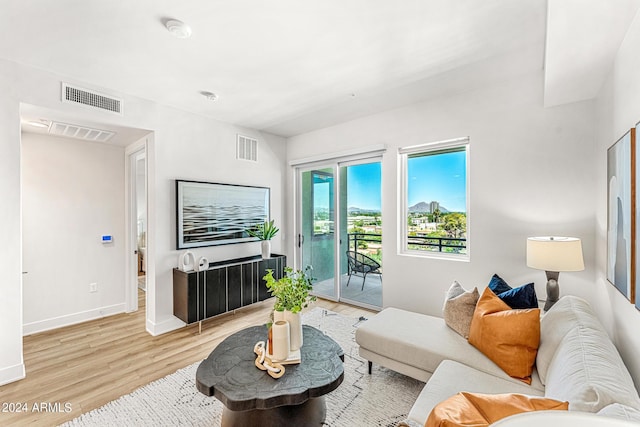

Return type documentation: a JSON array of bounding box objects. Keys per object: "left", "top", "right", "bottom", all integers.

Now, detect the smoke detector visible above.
[{"left": 166, "top": 20, "right": 192, "bottom": 39}]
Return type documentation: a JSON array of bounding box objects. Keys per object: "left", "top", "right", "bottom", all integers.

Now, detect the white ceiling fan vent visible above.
[
  {"left": 49, "top": 121, "right": 115, "bottom": 142},
  {"left": 237, "top": 134, "right": 258, "bottom": 162},
  {"left": 61, "top": 82, "right": 123, "bottom": 115}
]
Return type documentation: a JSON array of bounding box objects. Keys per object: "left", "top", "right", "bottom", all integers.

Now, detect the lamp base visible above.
[{"left": 543, "top": 271, "right": 560, "bottom": 311}]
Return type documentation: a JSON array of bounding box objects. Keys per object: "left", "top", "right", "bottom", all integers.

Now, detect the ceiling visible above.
[{"left": 4, "top": 0, "right": 639, "bottom": 139}]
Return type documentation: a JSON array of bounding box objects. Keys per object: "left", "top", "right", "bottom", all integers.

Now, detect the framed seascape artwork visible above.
[
  {"left": 607, "top": 129, "right": 635, "bottom": 302},
  {"left": 176, "top": 180, "right": 270, "bottom": 249}
]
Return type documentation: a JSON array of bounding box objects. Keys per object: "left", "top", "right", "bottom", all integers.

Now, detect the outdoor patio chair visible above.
[{"left": 346, "top": 250, "right": 382, "bottom": 291}]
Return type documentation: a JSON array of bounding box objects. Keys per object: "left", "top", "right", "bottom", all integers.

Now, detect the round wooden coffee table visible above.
[{"left": 196, "top": 325, "right": 344, "bottom": 427}]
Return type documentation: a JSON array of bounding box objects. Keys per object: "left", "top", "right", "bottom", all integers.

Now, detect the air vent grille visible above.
[
  {"left": 237, "top": 134, "right": 258, "bottom": 162},
  {"left": 49, "top": 121, "right": 115, "bottom": 142},
  {"left": 61, "top": 83, "right": 123, "bottom": 115}
]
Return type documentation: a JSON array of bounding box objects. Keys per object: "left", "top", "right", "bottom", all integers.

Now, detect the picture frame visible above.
[
  {"left": 176, "top": 180, "right": 270, "bottom": 249},
  {"left": 607, "top": 129, "right": 635, "bottom": 301}
]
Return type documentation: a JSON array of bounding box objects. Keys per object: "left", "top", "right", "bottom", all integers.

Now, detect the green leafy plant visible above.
[
  {"left": 264, "top": 266, "right": 316, "bottom": 313},
  {"left": 246, "top": 219, "right": 279, "bottom": 240}
]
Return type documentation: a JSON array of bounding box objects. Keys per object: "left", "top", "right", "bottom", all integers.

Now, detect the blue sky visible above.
[
  {"left": 347, "top": 163, "right": 382, "bottom": 210},
  {"left": 312, "top": 154, "right": 466, "bottom": 213},
  {"left": 407, "top": 150, "right": 466, "bottom": 212}
]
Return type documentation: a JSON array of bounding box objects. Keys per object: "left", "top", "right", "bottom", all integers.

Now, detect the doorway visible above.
[
  {"left": 126, "top": 145, "right": 147, "bottom": 313},
  {"left": 296, "top": 158, "right": 382, "bottom": 309}
]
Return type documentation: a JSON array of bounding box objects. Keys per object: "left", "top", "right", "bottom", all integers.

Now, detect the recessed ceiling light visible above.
[
  {"left": 166, "top": 19, "right": 192, "bottom": 39},
  {"left": 26, "top": 120, "right": 50, "bottom": 129},
  {"left": 202, "top": 91, "right": 218, "bottom": 101}
]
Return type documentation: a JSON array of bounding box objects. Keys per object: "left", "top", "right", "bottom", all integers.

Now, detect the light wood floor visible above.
[{"left": 0, "top": 291, "right": 375, "bottom": 426}]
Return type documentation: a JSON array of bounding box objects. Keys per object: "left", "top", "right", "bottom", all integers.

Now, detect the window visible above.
[{"left": 399, "top": 137, "right": 469, "bottom": 259}]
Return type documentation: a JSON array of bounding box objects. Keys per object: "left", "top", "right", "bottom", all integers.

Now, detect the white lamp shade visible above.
[{"left": 526, "top": 236, "right": 585, "bottom": 272}]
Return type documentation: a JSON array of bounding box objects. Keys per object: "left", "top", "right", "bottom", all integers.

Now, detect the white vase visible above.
[
  {"left": 273, "top": 310, "right": 285, "bottom": 322},
  {"left": 271, "top": 320, "right": 290, "bottom": 361},
  {"left": 284, "top": 310, "right": 303, "bottom": 351},
  {"left": 261, "top": 240, "right": 271, "bottom": 259}
]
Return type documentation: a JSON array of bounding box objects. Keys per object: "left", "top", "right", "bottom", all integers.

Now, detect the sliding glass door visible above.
[{"left": 296, "top": 158, "right": 382, "bottom": 309}]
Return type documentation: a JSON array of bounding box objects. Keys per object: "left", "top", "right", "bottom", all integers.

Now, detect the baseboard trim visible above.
[
  {"left": 23, "top": 303, "right": 126, "bottom": 336},
  {"left": 0, "top": 362, "right": 25, "bottom": 386},
  {"left": 146, "top": 316, "right": 185, "bottom": 336}
]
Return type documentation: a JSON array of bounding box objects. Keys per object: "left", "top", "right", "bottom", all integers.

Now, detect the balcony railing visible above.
[{"left": 348, "top": 232, "right": 466, "bottom": 253}]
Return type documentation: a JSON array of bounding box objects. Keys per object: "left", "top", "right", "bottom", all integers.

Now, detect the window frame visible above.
[{"left": 398, "top": 137, "right": 470, "bottom": 261}]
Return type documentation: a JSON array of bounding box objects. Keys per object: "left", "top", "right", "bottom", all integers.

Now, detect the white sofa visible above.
[{"left": 355, "top": 296, "right": 640, "bottom": 426}]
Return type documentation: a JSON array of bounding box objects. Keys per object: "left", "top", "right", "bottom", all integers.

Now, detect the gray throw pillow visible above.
[{"left": 443, "top": 281, "right": 479, "bottom": 338}]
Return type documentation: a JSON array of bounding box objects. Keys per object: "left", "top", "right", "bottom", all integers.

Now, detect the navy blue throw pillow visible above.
[
  {"left": 488, "top": 274, "right": 512, "bottom": 294},
  {"left": 498, "top": 283, "right": 538, "bottom": 309},
  {"left": 488, "top": 274, "right": 538, "bottom": 309}
]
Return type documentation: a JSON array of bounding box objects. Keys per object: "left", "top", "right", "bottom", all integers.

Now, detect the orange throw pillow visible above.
[
  {"left": 426, "top": 392, "right": 568, "bottom": 427},
  {"left": 468, "top": 288, "right": 540, "bottom": 384}
]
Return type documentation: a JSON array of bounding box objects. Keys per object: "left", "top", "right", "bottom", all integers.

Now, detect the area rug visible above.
[{"left": 61, "top": 308, "right": 425, "bottom": 426}]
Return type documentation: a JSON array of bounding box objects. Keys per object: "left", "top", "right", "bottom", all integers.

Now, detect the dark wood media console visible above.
[{"left": 173, "top": 254, "right": 286, "bottom": 328}]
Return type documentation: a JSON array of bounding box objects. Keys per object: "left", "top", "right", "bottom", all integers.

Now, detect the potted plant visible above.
[
  {"left": 264, "top": 266, "right": 316, "bottom": 351},
  {"left": 246, "top": 219, "right": 279, "bottom": 259}
]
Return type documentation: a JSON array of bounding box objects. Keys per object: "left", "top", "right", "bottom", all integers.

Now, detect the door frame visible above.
[
  {"left": 125, "top": 140, "right": 147, "bottom": 313},
  {"left": 291, "top": 145, "right": 386, "bottom": 307}
]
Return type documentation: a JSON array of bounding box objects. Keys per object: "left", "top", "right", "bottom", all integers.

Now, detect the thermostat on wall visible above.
[{"left": 101, "top": 235, "right": 113, "bottom": 243}]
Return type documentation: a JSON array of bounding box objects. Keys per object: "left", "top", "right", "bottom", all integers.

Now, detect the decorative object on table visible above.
[
  {"left": 264, "top": 266, "right": 316, "bottom": 351},
  {"left": 178, "top": 250, "right": 195, "bottom": 272},
  {"left": 176, "top": 180, "right": 269, "bottom": 249},
  {"left": 526, "top": 236, "right": 585, "bottom": 311},
  {"left": 253, "top": 341, "right": 285, "bottom": 379},
  {"left": 270, "top": 320, "right": 290, "bottom": 361},
  {"left": 607, "top": 129, "right": 635, "bottom": 302},
  {"left": 245, "top": 219, "right": 279, "bottom": 259},
  {"left": 195, "top": 256, "right": 209, "bottom": 272}
]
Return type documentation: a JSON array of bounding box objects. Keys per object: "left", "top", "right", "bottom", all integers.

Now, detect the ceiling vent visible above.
[
  {"left": 237, "top": 134, "right": 258, "bottom": 162},
  {"left": 49, "top": 121, "right": 115, "bottom": 142},
  {"left": 61, "top": 82, "right": 123, "bottom": 115}
]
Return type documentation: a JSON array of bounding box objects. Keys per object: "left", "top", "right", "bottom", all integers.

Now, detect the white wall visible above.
[
  {"left": 288, "top": 70, "right": 597, "bottom": 318},
  {"left": 0, "top": 65, "right": 24, "bottom": 386},
  {"left": 21, "top": 133, "right": 126, "bottom": 334},
  {"left": 0, "top": 58, "right": 287, "bottom": 385},
  {"left": 594, "top": 11, "right": 640, "bottom": 388}
]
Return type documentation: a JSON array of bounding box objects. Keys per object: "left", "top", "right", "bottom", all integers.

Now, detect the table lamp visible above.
[{"left": 526, "top": 236, "right": 584, "bottom": 311}]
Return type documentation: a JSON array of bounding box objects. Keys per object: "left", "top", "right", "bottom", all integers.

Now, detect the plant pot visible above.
[
  {"left": 273, "top": 310, "right": 285, "bottom": 322},
  {"left": 284, "top": 310, "right": 303, "bottom": 351},
  {"left": 261, "top": 240, "right": 271, "bottom": 259}
]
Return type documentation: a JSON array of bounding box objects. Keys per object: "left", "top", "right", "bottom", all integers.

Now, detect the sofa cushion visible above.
[
  {"left": 495, "top": 283, "right": 538, "bottom": 310},
  {"left": 598, "top": 403, "right": 640, "bottom": 422},
  {"left": 488, "top": 274, "right": 513, "bottom": 294},
  {"left": 544, "top": 325, "right": 640, "bottom": 412},
  {"left": 355, "top": 307, "right": 544, "bottom": 389},
  {"left": 426, "top": 392, "right": 568, "bottom": 427},
  {"left": 406, "top": 360, "right": 544, "bottom": 426},
  {"left": 443, "top": 281, "right": 479, "bottom": 338},
  {"left": 536, "top": 296, "right": 607, "bottom": 385},
  {"left": 468, "top": 288, "right": 540, "bottom": 384}
]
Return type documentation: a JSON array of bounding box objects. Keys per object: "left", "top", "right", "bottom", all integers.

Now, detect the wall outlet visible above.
[{"left": 89, "top": 283, "right": 97, "bottom": 293}]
